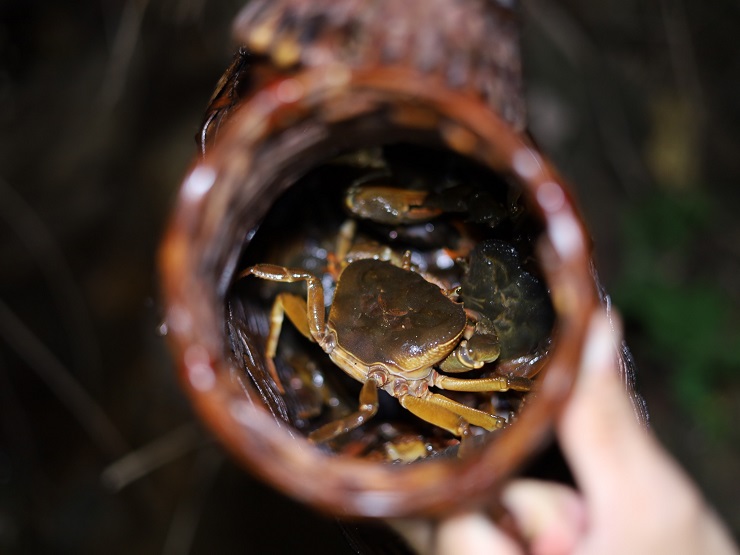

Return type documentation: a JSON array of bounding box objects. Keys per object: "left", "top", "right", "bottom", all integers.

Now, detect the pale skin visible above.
[{"left": 391, "top": 310, "right": 739, "bottom": 555}]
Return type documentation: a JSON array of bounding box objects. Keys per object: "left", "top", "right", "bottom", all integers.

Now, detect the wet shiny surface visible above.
[{"left": 330, "top": 259, "right": 466, "bottom": 373}]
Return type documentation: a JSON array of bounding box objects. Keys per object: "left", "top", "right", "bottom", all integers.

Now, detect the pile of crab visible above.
[{"left": 228, "top": 144, "right": 554, "bottom": 462}]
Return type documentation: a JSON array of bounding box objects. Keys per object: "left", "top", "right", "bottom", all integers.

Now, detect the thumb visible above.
[{"left": 556, "top": 309, "right": 659, "bottom": 507}]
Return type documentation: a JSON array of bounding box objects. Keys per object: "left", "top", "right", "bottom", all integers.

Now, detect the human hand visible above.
[{"left": 398, "top": 310, "right": 739, "bottom": 555}]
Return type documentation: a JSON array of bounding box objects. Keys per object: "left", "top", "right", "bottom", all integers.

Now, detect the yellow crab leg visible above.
[
  {"left": 239, "top": 264, "right": 328, "bottom": 393},
  {"left": 433, "top": 373, "right": 533, "bottom": 392},
  {"left": 426, "top": 393, "right": 505, "bottom": 431},
  {"left": 400, "top": 392, "right": 505, "bottom": 434},
  {"left": 398, "top": 394, "right": 468, "bottom": 436},
  {"left": 239, "top": 264, "right": 326, "bottom": 342},
  {"left": 255, "top": 292, "right": 311, "bottom": 393},
  {"left": 308, "top": 378, "right": 379, "bottom": 443}
]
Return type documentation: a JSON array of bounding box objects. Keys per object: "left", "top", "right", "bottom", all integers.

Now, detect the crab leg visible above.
[
  {"left": 239, "top": 264, "right": 328, "bottom": 392},
  {"left": 334, "top": 219, "right": 356, "bottom": 263},
  {"left": 239, "top": 264, "right": 327, "bottom": 342},
  {"left": 433, "top": 372, "right": 533, "bottom": 392},
  {"left": 399, "top": 395, "right": 466, "bottom": 436},
  {"left": 268, "top": 293, "right": 312, "bottom": 345},
  {"left": 426, "top": 393, "right": 506, "bottom": 430},
  {"left": 255, "top": 292, "right": 311, "bottom": 393},
  {"left": 399, "top": 393, "right": 504, "bottom": 434},
  {"left": 308, "top": 378, "right": 379, "bottom": 443}
]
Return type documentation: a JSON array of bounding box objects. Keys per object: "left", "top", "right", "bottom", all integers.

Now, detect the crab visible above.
[
  {"left": 240, "top": 253, "right": 533, "bottom": 443},
  {"left": 344, "top": 173, "right": 516, "bottom": 228},
  {"left": 345, "top": 179, "right": 554, "bottom": 380},
  {"left": 459, "top": 238, "right": 554, "bottom": 378},
  {"left": 237, "top": 180, "right": 542, "bottom": 443}
]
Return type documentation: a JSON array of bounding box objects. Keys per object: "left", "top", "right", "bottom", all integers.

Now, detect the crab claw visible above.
[{"left": 345, "top": 184, "right": 442, "bottom": 225}]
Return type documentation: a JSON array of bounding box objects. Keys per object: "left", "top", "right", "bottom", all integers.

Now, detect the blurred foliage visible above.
[{"left": 615, "top": 189, "right": 740, "bottom": 437}]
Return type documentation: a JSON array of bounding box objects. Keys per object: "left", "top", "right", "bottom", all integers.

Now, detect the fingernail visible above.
[{"left": 581, "top": 310, "right": 620, "bottom": 377}]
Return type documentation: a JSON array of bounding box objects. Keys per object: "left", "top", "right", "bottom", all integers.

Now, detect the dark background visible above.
[{"left": 1, "top": 0, "right": 738, "bottom": 553}]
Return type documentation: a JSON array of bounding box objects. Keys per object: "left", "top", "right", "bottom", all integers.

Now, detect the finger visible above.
[
  {"left": 555, "top": 310, "right": 740, "bottom": 555},
  {"left": 501, "top": 479, "right": 585, "bottom": 555},
  {"left": 435, "top": 512, "right": 522, "bottom": 555},
  {"left": 557, "top": 309, "right": 653, "bottom": 503},
  {"left": 557, "top": 309, "right": 700, "bottom": 516}
]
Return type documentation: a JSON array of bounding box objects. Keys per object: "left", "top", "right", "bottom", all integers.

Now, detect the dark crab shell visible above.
[
  {"left": 159, "top": 0, "right": 646, "bottom": 519},
  {"left": 328, "top": 258, "right": 467, "bottom": 378}
]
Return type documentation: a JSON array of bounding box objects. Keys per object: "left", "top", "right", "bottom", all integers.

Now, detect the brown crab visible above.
[{"left": 239, "top": 183, "right": 535, "bottom": 443}]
